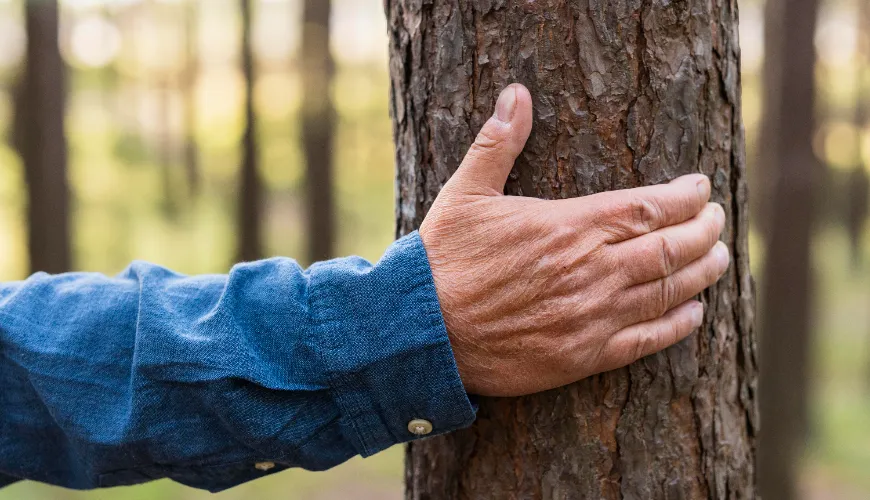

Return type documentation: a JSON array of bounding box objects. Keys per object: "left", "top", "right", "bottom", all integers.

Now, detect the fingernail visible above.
[
  {"left": 697, "top": 176, "right": 711, "bottom": 200},
  {"left": 691, "top": 302, "right": 704, "bottom": 327},
  {"left": 495, "top": 86, "right": 517, "bottom": 123},
  {"left": 707, "top": 203, "right": 725, "bottom": 226},
  {"left": 714, "top": 241, "right": 730, "bottom": 274}
]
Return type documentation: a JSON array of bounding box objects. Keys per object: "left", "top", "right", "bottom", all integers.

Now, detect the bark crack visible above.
[{"left": 627, "top": 1, "right": 651, "bottom": 188}]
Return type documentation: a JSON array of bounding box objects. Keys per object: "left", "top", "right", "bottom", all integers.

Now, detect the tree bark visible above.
[
  {"left": 301, "top": 0, "right": 336, "bottom": 263},
  {"left": 237, "top": 0, "right": 262, "bottom": 262},
  {"left": 757, "top": 0, "right": 820, "bottom": 499},
  {"left": 387, "top": 1, "right": 757, "bottom": 498},
  {"left": 15, "top": 0, "right": 71, "bottom": 274}
]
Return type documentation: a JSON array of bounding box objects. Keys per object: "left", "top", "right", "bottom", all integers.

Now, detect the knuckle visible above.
[
  {"left": 466, "top": 143, "right": 497, "bottom": 166},
  {"left": 657, "top": 234, "right": 680, "bottom": 276},
  {"left": 471, "top": 128, "right": 504, "bottom": 154},
  {"left": 550, "top": 223, "right": 578, "bottom": 248},
  {"left": 630, "top": 197, "right": 661, "bottom": 234},
  {"left": 680, "top": 192, "right": 697, "bottom": 217},
  {"left": 668, "top": 317, "right": 686, "bottom": 345},
  {"left": 632, "top": 330, "right": 659, "bottom": 363},
  {"left": 642, "top": 279, "right": 668, "bottom": 319},
  {"left": 632, "top": 338, "right": 646, "bottom": 364},
  {"left": 660, "top": 276, "right": 680, "bottom": 313}
]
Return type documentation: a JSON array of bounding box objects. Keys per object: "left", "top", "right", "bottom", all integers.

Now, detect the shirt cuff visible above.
[
  {"left": 309, "top": 231, "right": 476, "bottom": 457},
  {"left": 0, "top": 473, "right": 20, "bottom": 489}
]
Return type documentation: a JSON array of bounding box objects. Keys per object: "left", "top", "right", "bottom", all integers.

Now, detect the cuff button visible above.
[{"left": 408, "top": 419, "right": 433, "bottom": 436}]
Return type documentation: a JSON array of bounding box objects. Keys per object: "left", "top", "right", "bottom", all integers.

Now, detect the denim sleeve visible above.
[{"left": 0, "top": 232, "right": 475, "bottom": 492}]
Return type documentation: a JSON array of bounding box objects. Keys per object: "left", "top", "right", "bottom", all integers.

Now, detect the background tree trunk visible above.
[
  {"left": 387, "top": 1, "right": 757, "bottom": 498},
  {"left": 183, "top": 0, "right": 201, "bottom": 196},
  {"left": 301, "top": 0, "right": 336, "bottom": 263},
  {"left": 158, "top": 78, "right": 179, "bottom": 218},
  {"left": 846, "top": 0, "right": 869, "bottom": 271},
  {"left": 237, "top": 0, "right": 262, "bottom": 262},
  {"left": 754, "top": 0, "right": 784, "bottom": 234},
  {"left": 15, "top": 0, "right": 71, "bottom": 274},
  {"left": 758, "top": 0, "right": 820, "bottom": 498}
]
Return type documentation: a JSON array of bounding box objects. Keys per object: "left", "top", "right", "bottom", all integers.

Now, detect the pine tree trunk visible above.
[
  {"left": 386, "top": 1, "right": 758, "bottom": 498},
  {"left": 846, "top": 0, "right": 868, "bottom": 270},
  {"left": 16, "top": 0, "right": 71, "bottom": 274},
  {"left": 301, "top": 0, "right": 336, "bottom": 263},
  {"left": 183, "top": 0, "right": 201, "bottom": 196},
  {"left": 238, "top": 0, "right": 262, "bottom": 262},
  {"left": 758, "top": 0, "right": 820, "bottom": 498}
]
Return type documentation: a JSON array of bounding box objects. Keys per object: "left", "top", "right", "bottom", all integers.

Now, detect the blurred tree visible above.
[
  {"left": 758, "top": 0, "right": 821, "bottom": 498},
  {"left": 237, "top": 0, "right": 262, "bottom": 262},
  {"left": 111, "top": 3, "right": 151, "bottom": 167},
  {"left": 847, "top": 168, "right": 868, "bottom": 270},
  {"left": 301, "top": 0, "right": 335, "bottom": 263},
  {"left": 389, "top": 1, "right": 757, "bottom": 497},
  {"left": 158, "top": 77, "right": 180, "bottom": 218},
  {"left": 182, "top": 0, "right": 201, "bottom": 196},
  {"left": 149, "top": 2, "right": 181, "bottom": 218},
  {"left": 12, "top": 0, "right": 71, "bottom": 274},
  {"left": 754, "top": 0, "right": 783, "bottom": 234},
  {"left": 99, "top": 5, "right": 120, "bottom": 118},
  {"left": 847, "top": 0, "right": 870, "bottom": 270}
]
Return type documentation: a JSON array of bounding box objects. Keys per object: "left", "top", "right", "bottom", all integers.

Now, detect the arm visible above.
[
  {"left": 0, "top": 233, "right": 474, "bottom": 492},
  {"left": 2, "top": 83, "right": 728, "bottom": 494}
]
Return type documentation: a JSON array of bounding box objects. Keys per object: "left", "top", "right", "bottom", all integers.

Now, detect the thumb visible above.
[{"left": 449, "top": 83, "right": 533, "bottom": 195}]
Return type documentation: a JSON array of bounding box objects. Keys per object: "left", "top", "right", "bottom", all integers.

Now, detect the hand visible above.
[{"left": 419, "top": 84, "right": 729, "bottom": 397}]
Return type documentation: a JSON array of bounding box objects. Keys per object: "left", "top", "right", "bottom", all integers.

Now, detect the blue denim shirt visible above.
[{"left": 0, "top": 232, "right": 476, "bottom": 492}]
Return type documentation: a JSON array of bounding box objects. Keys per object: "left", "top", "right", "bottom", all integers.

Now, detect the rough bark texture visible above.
[
  {"left": 386, "top": 1, "right": 757, "bottom": 498},
  {"left": 757, "top": 0, "right": 819, "bottom": 499},
  {"left": 302, "top": 0, "right": 336, "bottom": 263},
  {"left": 237, "top": 0, "right": 262, "bottom": 262},
  {"left": 15, "top": 0, "right": 71, "bottom": 274}
]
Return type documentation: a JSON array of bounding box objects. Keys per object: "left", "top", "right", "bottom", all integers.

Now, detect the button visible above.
[
  {"left": 254, "top": 461, "right": 275, "bottom": 471},
  {"left": 407, "top": 419, "right": 433, "bottom": 436}
]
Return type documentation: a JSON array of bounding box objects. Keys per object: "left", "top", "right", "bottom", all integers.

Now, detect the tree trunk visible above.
[
  {"left": 158, "top": 78, "right": 179, "bottom": 218},
  {"left": 757, "top": 0, "right": 820, "bottom": 498},
  {"left": 846, "top": 0, "right": 869, "bottom": 270},
  {"left": 15, "top": 0, "right": 71, "bottom": 274},
  {"left": 237, "top": 0, "right": 262, "bottom": 262},
  {"left": 387, "top": 1, "right": 757, "bottom": 498},
  {"left": 183, "top": 0, "right": 201, "bottom": 196},
  {"left": 754, "top": 0, "right": 783, "bottom": 234},
  {"left": 301, "top": 0, "right": 336, "bottom": 263}
]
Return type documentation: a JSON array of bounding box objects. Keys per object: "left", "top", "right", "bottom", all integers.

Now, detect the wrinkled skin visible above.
[{"left": 420, "top": 84, "right": 729, "bottom": 397}]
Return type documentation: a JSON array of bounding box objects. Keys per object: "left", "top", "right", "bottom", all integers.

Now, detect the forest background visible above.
[{"left": 0, "top": 0, "right": 869, "bottom": 498}]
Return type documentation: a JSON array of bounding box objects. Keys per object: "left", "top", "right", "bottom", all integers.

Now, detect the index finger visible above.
[{"left": 562, "top": 174, "right": 711, "bottom": 243}]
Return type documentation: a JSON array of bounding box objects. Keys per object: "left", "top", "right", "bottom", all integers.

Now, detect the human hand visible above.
[{"left": 419, "top": 84, "right": 729, "bottom": 397}]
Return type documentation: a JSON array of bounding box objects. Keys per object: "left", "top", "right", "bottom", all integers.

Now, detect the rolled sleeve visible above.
[
  {"left": 311, "top": 232, "right": 476, "bottom": 456},
  {"left": 0, "top": 231, "right": 475, "bottom": 492}
]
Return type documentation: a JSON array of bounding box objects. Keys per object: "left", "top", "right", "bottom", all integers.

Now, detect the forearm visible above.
[{"left": 0, "top": 232, "right": 474, "bottom": 492}]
